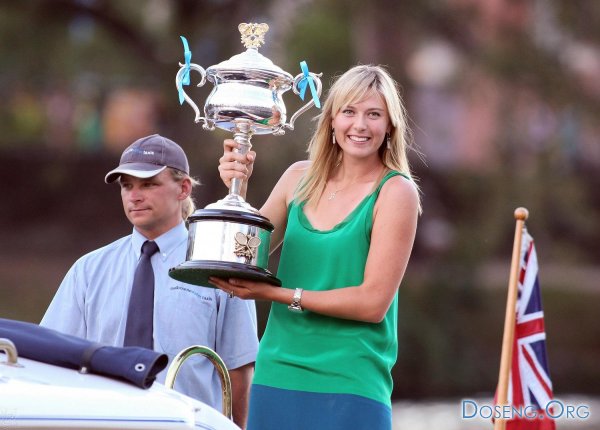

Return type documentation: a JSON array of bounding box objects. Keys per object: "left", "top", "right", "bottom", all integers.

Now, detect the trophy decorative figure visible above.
[{"left": 169, "top": 23, "right": 322, "bottom": 287}]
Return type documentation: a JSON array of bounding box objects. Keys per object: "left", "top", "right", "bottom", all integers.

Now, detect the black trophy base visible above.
[{"left": 169, "top": 260, "right": 282, "bottom": 288}]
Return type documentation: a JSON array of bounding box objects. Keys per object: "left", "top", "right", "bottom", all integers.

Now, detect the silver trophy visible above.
[{"left": 169, "top": 23, "right": 322, "bottom": 286}]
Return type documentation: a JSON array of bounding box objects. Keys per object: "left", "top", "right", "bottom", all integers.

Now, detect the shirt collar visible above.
[{"left": 131, "top": 222, "right": 188, "bottom": 261}]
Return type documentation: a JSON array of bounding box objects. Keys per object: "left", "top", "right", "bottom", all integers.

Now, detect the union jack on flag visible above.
[{"left": 504, "top": 230, "right": 556, "bottom": 429}]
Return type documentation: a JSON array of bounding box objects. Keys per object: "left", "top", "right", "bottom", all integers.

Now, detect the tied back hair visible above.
[
  {"left": 169, "top": 168, "right": 200, "bottom": 220},
  {"left": 295, "top": 64, "right": 419, "bottom": 209}
]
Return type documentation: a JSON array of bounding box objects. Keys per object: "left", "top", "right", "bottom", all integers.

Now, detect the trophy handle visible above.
[
  {"left": 175, "top": 63, "right": 214, "bottom": 130},
  {"left": 283, "top": 72, "right": 323, "bottom": 132}
]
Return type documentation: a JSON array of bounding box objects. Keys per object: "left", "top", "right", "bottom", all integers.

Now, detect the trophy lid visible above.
[{"left": 206, "top": 23, "right": 293, "bottom": 82}]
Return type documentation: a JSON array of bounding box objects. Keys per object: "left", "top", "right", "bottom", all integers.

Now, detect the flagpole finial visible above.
[{"left": 514, "top": 207, "right": 529, "bottom": 221}]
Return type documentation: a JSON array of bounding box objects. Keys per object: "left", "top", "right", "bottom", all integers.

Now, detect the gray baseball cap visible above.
[{"left": 105, "top": 134, "right": 189, "bottom": 183}]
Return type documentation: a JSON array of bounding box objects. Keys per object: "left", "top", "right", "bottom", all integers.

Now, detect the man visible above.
[{"left": 41, "top": 134, "right": 257, "bottom": 428}]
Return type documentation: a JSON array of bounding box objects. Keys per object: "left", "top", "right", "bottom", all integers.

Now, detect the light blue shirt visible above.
[{"left": 41, "top": 221, "right": 258, "bottom": 410}]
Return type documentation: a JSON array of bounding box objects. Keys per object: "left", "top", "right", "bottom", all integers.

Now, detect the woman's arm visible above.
[
  {"left": 217, "top": 138, "right": 309, "bottom": 253},
  {"left": 210, "top": 175, "right": 419, "bottom": 323},
  {"left": 259, "top": 160, "right": 309, "bottom": 252}
]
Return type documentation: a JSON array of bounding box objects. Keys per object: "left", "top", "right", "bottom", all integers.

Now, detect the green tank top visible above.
[{"left": 253, "top": 170, "right": 407, "bottom": 406}]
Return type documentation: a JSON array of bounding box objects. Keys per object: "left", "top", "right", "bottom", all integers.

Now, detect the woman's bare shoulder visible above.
[
  {"left": 287, "top": 160, "right": 311, "bottom": 172},
  {"left": 273, "top": 160, "right": 311, "bottom": 201},
  {"left": 280, "top": 160, "right": 311, "bottom": 182},
  {"left": 379, "top": 174, "right": 420, "bottom": 209}
]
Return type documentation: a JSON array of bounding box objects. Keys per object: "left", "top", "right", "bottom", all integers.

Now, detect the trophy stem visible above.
[
  {"left": 230, "top": 121, "right": 253, "bottom": 198},
  {"left": 206, "top": 121, "right": 258, "bottom": 213}
]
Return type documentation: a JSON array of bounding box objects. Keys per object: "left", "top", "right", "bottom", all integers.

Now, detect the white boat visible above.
[{"left": 0, "top": 337, "right": 240, "bottom": 430}]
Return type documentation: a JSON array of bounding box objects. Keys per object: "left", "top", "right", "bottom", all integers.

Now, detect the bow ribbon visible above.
[
  {"left": 298, "top": 61, "right": 321, "bottom": 109},
  {"left": 178, "top": 36, "right": 192, "bottom": 105}
]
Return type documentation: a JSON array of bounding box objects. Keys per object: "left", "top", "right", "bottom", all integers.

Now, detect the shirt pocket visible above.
[{"left": 156, "top": 285, "right": 217, "bottom": 355}]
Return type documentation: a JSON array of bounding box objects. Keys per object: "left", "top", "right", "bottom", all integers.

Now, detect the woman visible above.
[{"left": 210, "top": 65, "right": 420, "bottom": 430}]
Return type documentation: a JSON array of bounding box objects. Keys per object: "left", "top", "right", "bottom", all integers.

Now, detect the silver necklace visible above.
[
  {"left": 327, "top": 189, "right": 341, "bottom": 200},
  {"left": 326, "top": 167, "right": 386, "bottom": 201}
]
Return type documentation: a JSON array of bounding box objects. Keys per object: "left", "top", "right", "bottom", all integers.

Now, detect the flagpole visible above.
[{"left": 494, "top": 207, "right": 529, "bottom": 430}]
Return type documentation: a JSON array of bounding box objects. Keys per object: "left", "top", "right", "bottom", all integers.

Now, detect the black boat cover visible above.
[{"left": 0, "top": 318, "right": 168, "bottom": 389}]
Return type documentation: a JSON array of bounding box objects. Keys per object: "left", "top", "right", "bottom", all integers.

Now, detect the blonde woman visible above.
[{"left": 211, "top": 65, "right": 420, "bottom": 430}]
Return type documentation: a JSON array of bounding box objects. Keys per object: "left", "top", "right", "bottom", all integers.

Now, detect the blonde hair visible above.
[
  {"left": 169, "top": 168, "right": 200, "bottom": 220},
  {"left": 296, "top": 64, "right": 419, "bottom": 208}
]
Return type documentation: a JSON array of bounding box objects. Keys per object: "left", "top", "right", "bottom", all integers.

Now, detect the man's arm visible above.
[
  {"left": 40, "top": 261, "right": 86, "bottom": 337},
  {"left": 214, "top": 292, "right": 258, "bottom": 428},
  {"left": 229, "top": 362, "right": 254, "bottom": 429}
]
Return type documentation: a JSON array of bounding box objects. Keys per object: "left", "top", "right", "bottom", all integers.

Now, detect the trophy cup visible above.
[{"left": 169, "top": 23, "right": 322, "bottom": 287}]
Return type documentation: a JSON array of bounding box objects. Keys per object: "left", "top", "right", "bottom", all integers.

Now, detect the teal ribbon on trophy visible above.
[
  {"left": 178, "top": 36, "right": 192, "bottom": 105},
  {"left": 298, "top": 61, "right": 321, "bottom": 109}
]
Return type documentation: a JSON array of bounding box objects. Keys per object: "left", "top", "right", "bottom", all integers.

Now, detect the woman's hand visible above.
[
  {"left": 209, "top": 277, "right": 286, "bottom": 302},
  {"left": 218, "top": 139, "right": 256, "bottom": 191}
]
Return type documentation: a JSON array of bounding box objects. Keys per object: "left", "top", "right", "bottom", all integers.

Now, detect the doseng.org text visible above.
[{"left": 461, "top": 399, "right": 590, "bottom": 420}]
